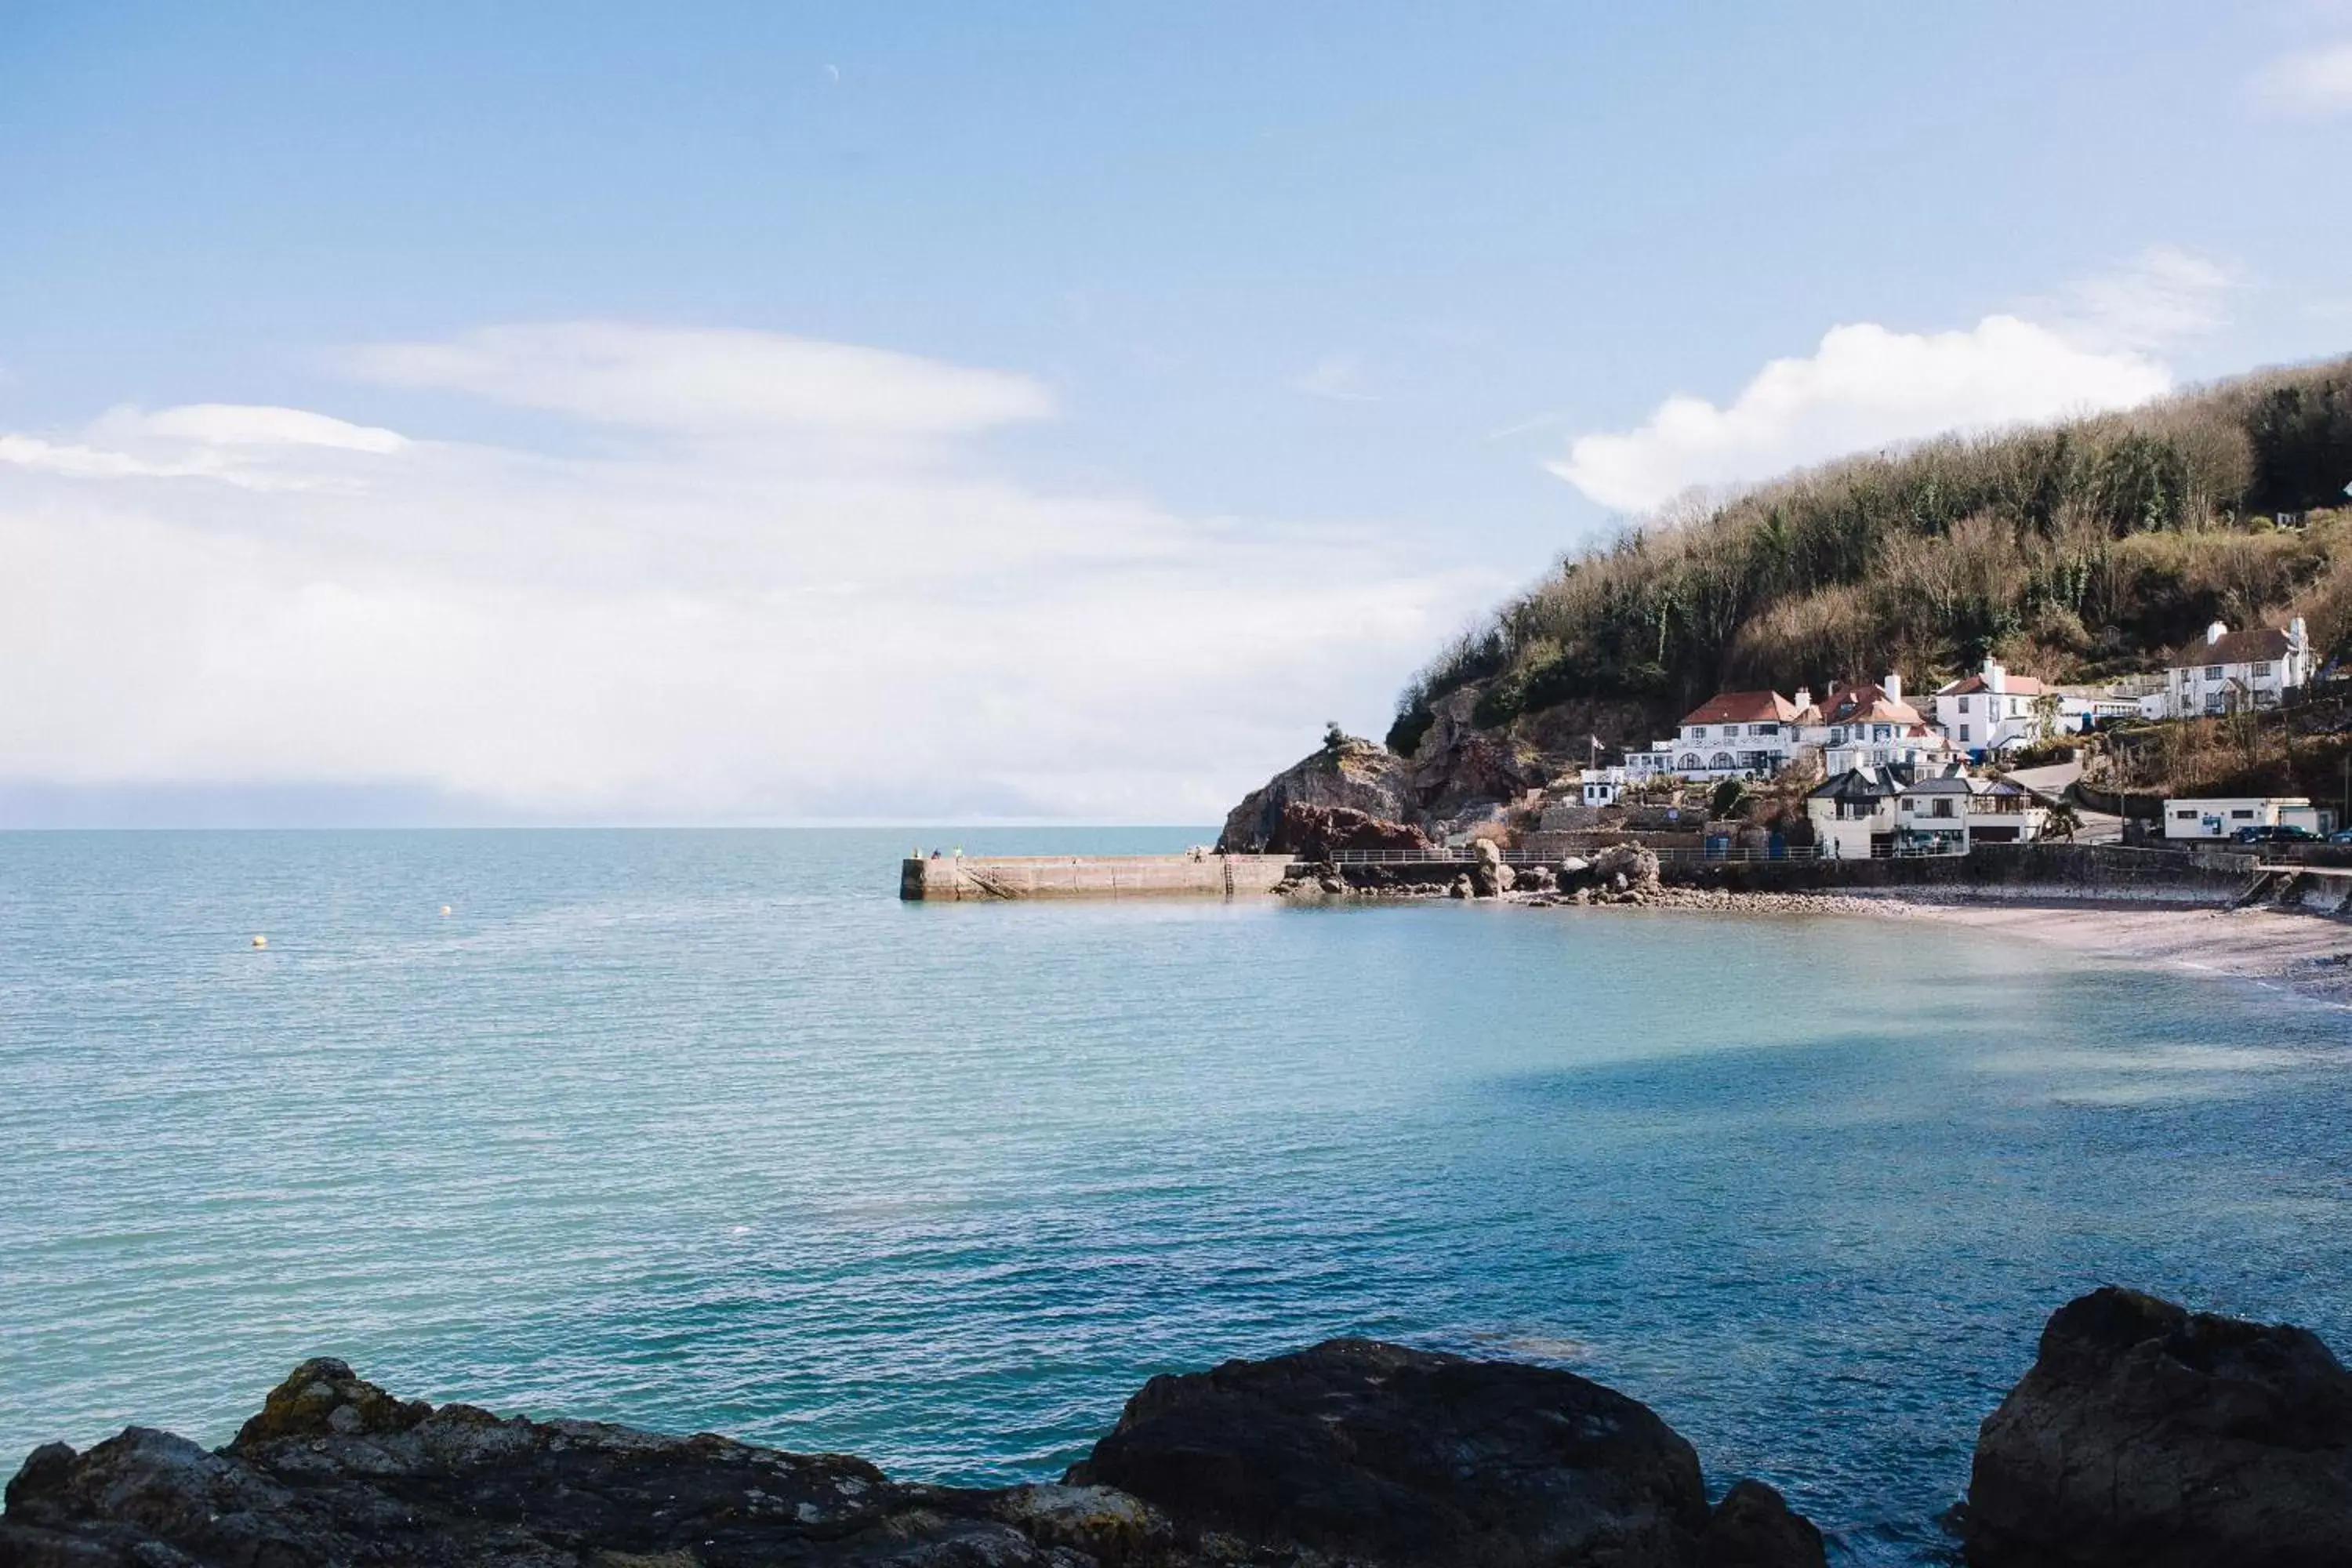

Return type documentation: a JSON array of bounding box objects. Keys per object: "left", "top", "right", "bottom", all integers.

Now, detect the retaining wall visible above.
[
  {"left": 1319, "top": 844, "right": 2264, "bottom": 904},
  {"left": 1650, "top": 843, "right": 2259, "bottom": 903},
  {"left": 900, "top": 854, "right": 1296, "bottom": 901}
]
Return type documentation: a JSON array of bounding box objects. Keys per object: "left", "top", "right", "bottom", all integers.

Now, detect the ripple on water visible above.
[{"left": 2, "top": 827, "right": 2348, "bottom": 1568}]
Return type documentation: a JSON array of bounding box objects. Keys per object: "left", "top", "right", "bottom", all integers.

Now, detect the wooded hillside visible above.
[{"left": 1389, "top": 354, "right": 2352, "bottom": 758}]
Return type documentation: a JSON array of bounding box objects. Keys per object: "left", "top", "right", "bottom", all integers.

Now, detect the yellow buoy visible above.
[{"left": 251, "top": 935, "right": 267, "bottom": 949}]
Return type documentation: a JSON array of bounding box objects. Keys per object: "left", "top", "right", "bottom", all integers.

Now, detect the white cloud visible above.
[
  {"left": 0, "top": 330, "right": 1491, "bottom": 822},
  {"left": 2249, "top": 40, "right": 2352, "bottom": 117},
  {"left": 136, "top": 404, "right": 406, "bottom": 452},
  {"left": 0, "top": 403, "right": 409, "bottom": 492},
  {"left": 1548, "top": 316, "right": 2172, "bottom": 514},
  {"left": 2062, "top": 245, "right": 2237, "bottom": 352},
  {"left": 342, "top": 322, "right": 1054, "bottom": 441}
]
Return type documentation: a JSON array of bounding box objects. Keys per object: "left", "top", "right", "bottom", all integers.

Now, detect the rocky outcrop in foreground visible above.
[
  {"left": 15, "top": 1290, "right": 2345, "bottom": 1566},
  {"left": 1, "top": 1341, "right": 1822, "bottom": 1568},
  {"left": 1965, "top": 1287, "right": 2352, "bottom": 1567}
]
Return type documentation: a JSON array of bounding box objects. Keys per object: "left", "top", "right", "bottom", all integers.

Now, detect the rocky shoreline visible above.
[{"left": 7, "top": 1290, "right": 2348, "bottom": 1566}]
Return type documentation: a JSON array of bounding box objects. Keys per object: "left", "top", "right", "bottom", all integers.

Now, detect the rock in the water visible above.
[
  {"left": 1964, "top": 1286, "right": 2352, "bottom": 1567},
  {"left": 1218, "top": 739, "right": 1413, "bottom": 853},
  {"left": 3, "top": 1344, "right": 1825, "bottom": 1568},
  {"left": 0, "top": 1363, "right": 1085, "bottom": 1566},
  {"left": 1065, "top": 1337, "right": 1817, "bottom": 1566},
  {"left": 1700, "top": 1479, "right": 1826, "bottom": 1567}
]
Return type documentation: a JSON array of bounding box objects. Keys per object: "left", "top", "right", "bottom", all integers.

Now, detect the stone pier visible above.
[{"left": 900, "top": 853, "right": 1298, "bottom": 900}]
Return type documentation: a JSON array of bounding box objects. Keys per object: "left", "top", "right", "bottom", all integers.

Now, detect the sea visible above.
[{"left": 3, "top": 827, "right": 2349, "bottom": 1564}]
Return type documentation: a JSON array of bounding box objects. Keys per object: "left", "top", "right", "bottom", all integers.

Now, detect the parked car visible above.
[
  {"left": 2231, "top": 824, "right": 2322, "bottom": 844},
  {"left": 2329, "top": 828, "right": 2352, "bottom": 845}
]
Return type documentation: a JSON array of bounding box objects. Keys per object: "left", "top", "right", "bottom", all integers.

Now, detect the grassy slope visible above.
[{"left": 1389, "top": 354, "right": 2352, "bottom": 760}]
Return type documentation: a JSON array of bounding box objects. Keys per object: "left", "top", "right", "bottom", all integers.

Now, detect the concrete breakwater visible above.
[{"left": 901, "top": 851, "right": 1297, "bottom": 900}]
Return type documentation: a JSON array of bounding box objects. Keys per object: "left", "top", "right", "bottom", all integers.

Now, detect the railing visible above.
[{"left": 1322, "top": 844, "right": 1831, "bottom": 866}]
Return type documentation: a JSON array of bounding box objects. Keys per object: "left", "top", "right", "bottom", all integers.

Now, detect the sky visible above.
[{"left": 3, "top": 2, "right": 2350, "bottom": 826}]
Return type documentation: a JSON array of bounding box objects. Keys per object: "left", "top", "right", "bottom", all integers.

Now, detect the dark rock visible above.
[
  {"left": 1699, "top": 1480, "right": 1825, "bottom": 1568},
  {"left": 1218, "top": 740, "right": 1413, "bottom": 853},
  {"left": 3, "top": 1345, "right": 1824, "bottom": 1568},
  {"left": 1964, "top": 1286, "right": 2352, "bottom": 1567},
  {"left": 1271, "top": 802, "right": 1432, "bottom": 859},
  {"left": 1065, "top": 1337, "right": 1809, "bottom": 1566}
]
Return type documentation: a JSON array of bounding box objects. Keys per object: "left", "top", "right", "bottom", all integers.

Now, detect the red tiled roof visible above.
[
  {"left": 1817, "top": 681, "right": 1924, "bottom": 727},
  {"left": 2172, "top": 626, "right": 2292, "bottom": 666},
  {"left": 1941, "top": 672, "right": 2048, "bottom": 696},
  {"left": 1679, "top": 690, "right": 1801, "bottom": 725}
]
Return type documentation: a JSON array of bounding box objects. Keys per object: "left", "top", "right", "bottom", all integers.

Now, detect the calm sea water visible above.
[{"left": 3, "top": 829, "right": 2349, "bottom": 1563}]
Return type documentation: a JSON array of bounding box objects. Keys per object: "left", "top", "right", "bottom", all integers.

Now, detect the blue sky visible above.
[{"left": 3, "top": 2, "right": 2350, "bottom": 823}]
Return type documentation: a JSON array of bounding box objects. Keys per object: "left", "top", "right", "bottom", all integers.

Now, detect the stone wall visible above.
[
  {"left": 1305, "top": 844, "right": 2265, "bottom": 905},
  {"left": 901, "top": 854, "right": 1298, "bottom": 900},
  {"left": 1651, "top": 844, "right": 2259, "bottom": 903}
]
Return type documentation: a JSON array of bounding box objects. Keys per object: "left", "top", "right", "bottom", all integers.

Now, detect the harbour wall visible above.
[
  {"left": 1326, "top": 844, "right": 2266, "bottom": 905},
  {"left": 1655, "top": 844, "right": 2261, "bottom": 903},
  {"left": 901, "top": 853, "right": 1297, "bottom": 901}
]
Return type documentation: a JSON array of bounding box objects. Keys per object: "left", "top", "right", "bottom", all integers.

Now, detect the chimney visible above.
[
  {"left": 1984, "top": 657, "right": 2005, "bottom": 695},
  {"left": 1793, "top": 686, "right": 1813, "bottom": 712},
  {"left": 2207, "top": 621, "right": 2228, "bottom": 647},
  {"left": 1884, "top": 672, "right": 1902, "bottom": 703},
  {"left": 2292, "top": 615, "right": 2308, "bottom": 648}
]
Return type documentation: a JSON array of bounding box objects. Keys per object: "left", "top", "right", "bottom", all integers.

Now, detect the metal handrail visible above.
[{"left": 1320, "top": 844, "right": 1831, "bottom": 866}]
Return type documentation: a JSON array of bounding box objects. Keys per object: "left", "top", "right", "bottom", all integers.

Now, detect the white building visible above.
[
  {"left": 1577, "top": 767, "right": 1626, "bottom": 807},
  {"left": 2163, "top": 619, "right": 2313, "bottom": 719},
  {"left": 1933, "top": 659, "right": 2057, "bottom": 757},
  {"left": 1897, "top": 771, "right": 2049, "bottom": 846},
  {"left": 1626, "top": 690, "right": 1810, "bottom": 782},
  {"left": 1806, "top": 764, "right": 1907, "bottom": 859},
  {"left": 2161, "top": 797, "right": 2322, "bottom": 840},
  {"left": 1807, "top": 763, "right": 2047, "bottom": 856},
  {"left": 1809, "top": 676, "right": 1962, "bottom": 774}
]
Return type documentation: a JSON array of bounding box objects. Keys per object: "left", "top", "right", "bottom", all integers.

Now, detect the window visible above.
[
  {"left": 1874, "top": 724, "right": 1891, "bottom": 741},
  {"left": 1679, "top": 753, "right": 1703, "bottom": 771},
  {"left": 1959, "top": 724, "right": 1971, "bottom": 742},
  {"left": 2254, "top": 661, "right": 2273, "bottom": 677},
  {"left": 2231, "top": 808, "right": 2256, "bottom": 820},
  {"left": 2205, "top": 695, "right": 2225, "bottom": 713},
  {"left": 1710, "top": 752, "right": 1736, "bottom": 770},
  {"left": 1933, "top": 799, "right": 1955, "bottom": 818},
  {"left": 1753, "top": 723, "right": 1777, "bottom": 736},
  {"left": 1902, "top": 798, "right": 1915, "bottom": 812},
  {"left": 2206, "top": 665, "right": 2223, "bottom": 678},
  {"left": 2175, "top": 809, "right": 2198, "bottom": 820},
  {"left": 1684, "top": 727, "right": 1699, "bottom": 741}
]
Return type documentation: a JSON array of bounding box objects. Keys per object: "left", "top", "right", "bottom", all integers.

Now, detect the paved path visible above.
[{"left": 2000, "top": 759, "right": 2123, "bottom": 843}]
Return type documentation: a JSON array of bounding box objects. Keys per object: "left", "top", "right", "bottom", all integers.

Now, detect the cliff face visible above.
[
  {"left": 1218, "top": 698, "right": 1551, "bottom": 851},
  {"left": 1217, "top": 739, "right": 1414, "bottom": 852},
  {"left": 0, "top": 1344, "right": 1823, "bottom": 1568}
]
